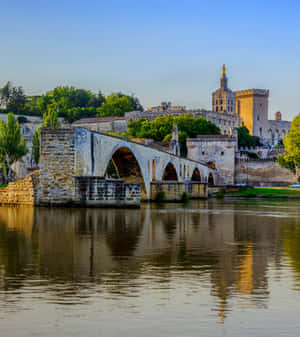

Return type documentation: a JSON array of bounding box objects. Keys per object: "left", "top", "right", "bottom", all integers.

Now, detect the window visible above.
[
  {"left": 216, "top": 107, "right": 218, "bottom": 112},
  {"left": 221, "top": 151, "right": 224, "bottom": 156},
  {"left": 202, "top": 151, "right": 205, "bottom": 155},
  {"left": 257, "top": 115, "right": 260, "bottom": 121}
]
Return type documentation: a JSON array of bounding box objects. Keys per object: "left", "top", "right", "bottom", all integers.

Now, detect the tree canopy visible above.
[
  {"left": 0, "top": 113, "right": 28, "bottom": 182},
  {"left": 0, "top": 82, "right": 26, "bottom": 114},
  {"left": 0, "top": 82, "right": 143, "bottom": 123},
  {"left": 42, "top": 104, "right": 61, "bottom": 128},
  {"left": 237, "top": 126, "right": 262, "bottom": 148},
  {"left": 127, "top": 114, "right": 220, "bottom": 156},
  {"left": 277, "top": 113, "right": 300, "bottom": 174}
]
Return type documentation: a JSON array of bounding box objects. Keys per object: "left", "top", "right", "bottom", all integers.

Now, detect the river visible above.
[{"left": 0, "top": 200, "right": 299, "bottom": 337}]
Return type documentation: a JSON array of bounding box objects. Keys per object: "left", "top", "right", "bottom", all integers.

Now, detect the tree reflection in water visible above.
[{"left": 0, "top": 200, "right": 299, "bottom": 323}]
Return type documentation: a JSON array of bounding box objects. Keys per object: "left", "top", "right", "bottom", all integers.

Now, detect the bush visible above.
[
  {"left": 247, "top": 151, "right": 259, "bottom": 159},
  {"left": 181, "top": 192, "right": 190, "bottom": 202},
  {"left": 155, "top": 191, "right": 166, "bottom": 202}
]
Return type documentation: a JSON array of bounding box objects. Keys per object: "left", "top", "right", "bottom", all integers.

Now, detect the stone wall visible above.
[
  {"left": 75, "top": 177, "right": 140, "bottom": 207},
  {"left": 0, "top": 171, "right": 39, "bottom": 205},
  {"left": 235, "top": 159, "right": 298, "bottom": 186},
  {"left": 150, "top": 182, "right": 207, "bottom": 201},
  {"left": 39, "top": 128, "right": 76, "bottom": 205},
  {"left": 187, "top": 136, "right": 237, "bottom": 185}
]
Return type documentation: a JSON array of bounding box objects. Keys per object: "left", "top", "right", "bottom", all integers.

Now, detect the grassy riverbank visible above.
[{"left": 227, "top": 187, "right": 300, "bottom": 199}]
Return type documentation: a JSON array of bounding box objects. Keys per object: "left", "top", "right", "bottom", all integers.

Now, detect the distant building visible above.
[
  {"left": 72, "top": 116, "right": 128, "bottom": 133},
  {"left": 148, "top": 102, "right": 186, "bottom": 113}
]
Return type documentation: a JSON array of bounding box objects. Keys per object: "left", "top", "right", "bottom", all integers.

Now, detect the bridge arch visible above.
[
  {"left": 162, "top": 162, "right": 179, "bottom": 181},
  {"left": 103, "top": 144, "right": 148, "bottom": 200},
  {"left": 191, "top": 167, "right": 201, "bottom": 181},
  {"left": 208, "top": 172, "right": 215, "bottom": 186}
]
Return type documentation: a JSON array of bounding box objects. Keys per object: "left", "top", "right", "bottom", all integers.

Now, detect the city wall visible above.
[
  {"left": 235, "top": 159, "right": 298, "bottom": 186},
  {"left": 0, "top": 171, "right": 40, "bottom": 206}
]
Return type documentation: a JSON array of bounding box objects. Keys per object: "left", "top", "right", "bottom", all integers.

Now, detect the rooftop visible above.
[{"left": 73, "top": 116, "right": 127, "bottom": 124}]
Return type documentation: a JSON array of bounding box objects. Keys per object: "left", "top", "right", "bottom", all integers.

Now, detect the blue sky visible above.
[{"left": 1, "top": 0, "right": 299, "bottom": 120}]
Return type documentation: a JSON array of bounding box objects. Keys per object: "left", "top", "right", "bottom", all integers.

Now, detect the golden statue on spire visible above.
[{"left": 222, "top": 64, "right": 226, "bottom": 77}]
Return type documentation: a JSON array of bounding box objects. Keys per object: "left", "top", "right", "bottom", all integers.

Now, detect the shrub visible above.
[
  {"left": 181, "top": 192, "right": 190, "bottom": 202},
  {"left": 155, "top": 191, "right": 166, "bottom": 202}
]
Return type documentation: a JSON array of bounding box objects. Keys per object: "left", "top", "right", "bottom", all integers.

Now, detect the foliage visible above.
[
  {"left": 181, "top": 192, "right": 190, "bottom": 202},
  {"left": 155, "top": 191, "right": 166, "bottom": 202},
  {"left": 278, "top": 114, "right": 300, "bottom": 173},
  {"left": 42, "top": 104, "right": 60, "bottom": 128},
  {"left": 0, "top": 82, "right": 26, "bottom": 114},
  {"left": 246, "top": 151, "right": 259, "bottom": 159},
  {"left": 31, "top": 127, "right": 40, "bottom": 165},
  {"left": 0, "top": 113, "right": 28, "bottom": 182},
  {"left": 229, "top": 187, "right": 300, "bottom": 198},
  {"left": 105, "top": 159, "right": 119, "bottom": 179},
  {"left": 1, "top": 81, "right": 143, "bottom": 122},
  {"left": 127, "top": 114, "right": 220, "bottom": 156},
  {"left": 237, "top": 126, "right": 262, "bottom": 148},
  {"left": 96, "top": 93, "right": 133, "bottom": 117},
  {"left": 277, "top": 154, "right": 296, "bottom": 174}
]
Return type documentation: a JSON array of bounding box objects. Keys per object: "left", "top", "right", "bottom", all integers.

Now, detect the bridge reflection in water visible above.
[{"left": 0, "top": 200, "right": 299, "bottom": 328}]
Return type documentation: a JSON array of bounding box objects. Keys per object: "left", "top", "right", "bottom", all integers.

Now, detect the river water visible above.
[{"left": 0, "top": 200, "right": 299, "bottom": 337}]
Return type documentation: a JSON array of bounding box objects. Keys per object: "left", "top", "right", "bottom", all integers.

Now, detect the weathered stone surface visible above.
[
  {"left": 75, "top": 177, "right": 140, "bottom": 207},
  {"left": 0, "top": 171, "right": 40, "bottom": 205},
  {"left": 235, "top": 159, "right": 298, "bottom": 186},
  {"left": 150, "top": 181, "right": 207, "bottom": 201}
]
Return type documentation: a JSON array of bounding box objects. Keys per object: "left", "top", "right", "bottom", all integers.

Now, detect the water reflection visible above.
[{"left": 0, "top": 200, "right": 299, "bottom": 325}]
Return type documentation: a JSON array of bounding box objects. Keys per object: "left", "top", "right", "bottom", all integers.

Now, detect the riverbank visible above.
[{"left": 225, "top": 187, "right": 300, "bottom": 199}]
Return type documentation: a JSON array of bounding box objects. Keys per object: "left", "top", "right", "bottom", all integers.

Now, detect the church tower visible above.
[{"left": 212, "top": 65, "right": 235, "bottom": 114}]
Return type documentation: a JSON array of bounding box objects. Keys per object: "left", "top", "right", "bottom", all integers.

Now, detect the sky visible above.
[{"left": 1, "top": 0, "right": 299, "bottom": 121}]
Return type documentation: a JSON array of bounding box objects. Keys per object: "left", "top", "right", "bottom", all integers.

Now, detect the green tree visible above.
[
  {"left": 0, "top": 82, "right": 26, "bottom": 113},
  {"left": 127, "top": 114, "right": 220, "bottom": 156},
  {"left": 114, "top": 92, "right": 143, "bottom": 111},
  {"left": 96, "top": 93, "right": 133, "bottom": 117},
  {"left": 0, "top": 81, "right": 12, "bottom": 107},
  {"left": 277, "top": 113, "right": 300, "bottom": 174},
  {"left": 0, "top": 113, "right": 28, "bottom": 182},
  {"left": 237, "top": 126, "right": 262, "bottom": 148},
  {"left": 31, "top": 127, "right": 40, "bottom": 165},
  {"left": 42, "top": 103, "right": 60, "bottom": 128}
]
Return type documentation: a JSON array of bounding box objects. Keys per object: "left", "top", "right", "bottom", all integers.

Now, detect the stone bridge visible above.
[{"left": 39, "top": 128, "right": 216, "bottom": 205}]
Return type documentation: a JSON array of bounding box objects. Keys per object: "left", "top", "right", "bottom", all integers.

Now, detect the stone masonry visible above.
[
  {"left": 0, "top": 171, "right": 40, "bottom": 206},
  {"left": 39, "top": 128, "right": 76, "bottom": 205}
]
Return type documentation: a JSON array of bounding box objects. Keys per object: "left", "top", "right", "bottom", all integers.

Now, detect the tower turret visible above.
[
  {"left": 212, "top": 64, "right": 235, "bottom": 115},
  {"left": 220, "top": 64, "right": 228, "bottom": 89}
]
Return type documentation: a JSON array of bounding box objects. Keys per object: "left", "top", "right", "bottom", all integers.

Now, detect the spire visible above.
[
  {"left": 222, "top": 64, "right": 226, "bottom": 78},
  {"left": 220, "top": 64, "right": 228, "bottom": 89}
]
